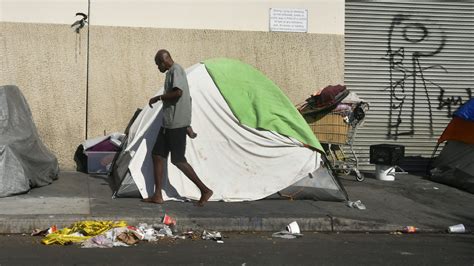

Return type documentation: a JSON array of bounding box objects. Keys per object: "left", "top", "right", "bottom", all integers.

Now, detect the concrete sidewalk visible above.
[{"left": 0, "top": 171, "right": 473, "bottom": 234}]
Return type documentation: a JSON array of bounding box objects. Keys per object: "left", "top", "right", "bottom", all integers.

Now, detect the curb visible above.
[{"left": 0, "top": 215, "right": 443, "bottom": 234}]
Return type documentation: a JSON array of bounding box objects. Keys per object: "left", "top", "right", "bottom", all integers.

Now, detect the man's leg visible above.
[
  {"left": 142, "top": 128, "right": 168, "bottom": 204},
  {"left": 142, "top": 155, "right": 165, "bottom": 203},
  {"left": 171, "top": 127, "right": 212, "bottom": 206},
  {"left": 174, "top": 161, "right": 213, "bottom": 206}
]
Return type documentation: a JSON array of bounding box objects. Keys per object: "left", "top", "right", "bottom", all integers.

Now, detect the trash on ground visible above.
[
  {"left": 41, "top": 220, "right": 127, "bottom": 245},
  {"left": 183, "top": 230, "right": 201, "bottom": 240},
  {"left": 82, "top": 234, "right": 115, "bottom": 248},
  {"left": 201, "top": 230, "right": 224, "bottom": 243},
  {"left": 162, "top": 214, "right": 176, "bottom": 226},
  {"left": 31, "top": 227, "right": 51, "bottom": 236},
  {"left": 82, "top": 227, "right": 132, "bottom": 248},
  {"left": 117, "top": 231, "right": 142, "bottom": 245},
  {"left": 448, "top": 224, "right": 466, "bottom": 233},
  {"left": 272, "top": 231, "right": 303, "bottom": 239},
  {"left": 346, "top": 200, "right": 366, "bottom": 210},
  {"left": 390, "top": 231, "right": 403, "bottom": 235},
  {"left": 34, "top": 219, "right": 227, "bottom": 247},
  {"left": 272, "top": 221, "right": 303, "bottom": 239},
  {"left": 402, "top": 226, "right": 417, "bottom": 233},
  {"left": 286, "top": 221, "right": 300, "bottom": 234}
]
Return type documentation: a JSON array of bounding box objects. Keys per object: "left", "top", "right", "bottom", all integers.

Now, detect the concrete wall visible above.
[{"left": 1, "top": 22, "right": 343, "bottom": 170}]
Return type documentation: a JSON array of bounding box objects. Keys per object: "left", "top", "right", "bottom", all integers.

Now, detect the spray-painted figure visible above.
[{"left": 383, "top": 14, "right": 446, "bottom": 138}]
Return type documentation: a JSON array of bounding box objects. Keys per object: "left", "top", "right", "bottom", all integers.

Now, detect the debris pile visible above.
[{"left": 32, "top": 215, "right": 225, "bottom": 247}]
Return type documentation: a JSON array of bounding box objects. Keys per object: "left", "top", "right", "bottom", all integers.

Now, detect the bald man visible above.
[{"left": 143, "top": 49, "right": 213, "bottom": 206}]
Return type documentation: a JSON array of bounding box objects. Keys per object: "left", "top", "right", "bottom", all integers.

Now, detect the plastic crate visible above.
[
  {"left": 86, "top": 151, "right": 117, "bottom": 174},
  {"left": 306, "top": 114, "right": 349, "bottom": 145},
  {"left": 369, "top": 144, "right": 405, "bottom": 165}
]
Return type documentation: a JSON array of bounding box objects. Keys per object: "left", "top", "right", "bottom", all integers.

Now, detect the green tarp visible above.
[{"left": 204, "top": 58, "right": 323, "bottom": 153}]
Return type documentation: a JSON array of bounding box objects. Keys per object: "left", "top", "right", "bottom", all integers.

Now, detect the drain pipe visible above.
[{"left": 85, "top": 0, "right": 91, "bottom": 140}]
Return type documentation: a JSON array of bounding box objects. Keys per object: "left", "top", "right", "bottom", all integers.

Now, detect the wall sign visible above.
[{"left": 269, "top": 8, "right": 308, "bottom": 33}]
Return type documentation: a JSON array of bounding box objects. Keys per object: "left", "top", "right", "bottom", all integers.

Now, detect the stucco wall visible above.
[
  {"left": 1, "top": 0, "right": 344, "bottom": 34},
  {"left": 0, "top": 22, "right": 87, "bottom": 170},
  {"left": 1, "top": 22, "right": 344, "bottom": 170}
]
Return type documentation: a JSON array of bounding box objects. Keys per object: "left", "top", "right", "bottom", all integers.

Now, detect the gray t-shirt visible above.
[{"left": 162, "top": 63, "right": 192, "bottom": 129}]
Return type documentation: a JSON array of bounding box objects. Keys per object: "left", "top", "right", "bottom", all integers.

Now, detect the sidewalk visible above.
[{"left": 0, "top": 171, "right": 473, "bottom": 234}]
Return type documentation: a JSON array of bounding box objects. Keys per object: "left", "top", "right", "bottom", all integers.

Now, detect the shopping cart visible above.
[{"left": 301, "top": 100, "right": 369, "bottom": 182}]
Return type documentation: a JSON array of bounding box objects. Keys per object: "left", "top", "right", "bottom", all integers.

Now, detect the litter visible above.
[
  {"left": 183, "top": 230, "right": 201, "bottom": 240},
  {"left": 448, "top": 224, "right": 466, "bottom": 233},
  {"left": 117, "top": 231, "right": 141, "bottom": 245},
  {"left": 162, "top": 214, "right": 176, "bottom": 226},
  {"left": 41, "top": 220, "right": 127, "bottom": 245},
  {"left": 272, "top": 221, "right": 303, "bottom": 239},
  {"left": 157, "top": 226, "right": 174, "bottom": 237},
  {"left": 125, "top": 225, "right": 145, "bottom": 240},
  {"left": 286, "top": 221, "right": 300, "bottom": 234},
  {"left": 35, "top": 219, "right": 228, "bottom": 247},
  {"left": 346, "top": 200, "right": 366, "bottom": 210},
  {"left": 402, "top": 226, "right": 417, "bottom": 233},
  {"left": 272, "top": 231, "right": 303, "bottom": 239},
  {"left": 82, "top": 227, "right": 137, "bottom": 248},
  {"left": 82, "top": 234, "right": 114, "bottom": 248},
  {"left": 137, "top": 223, "right": 159, "bottom": 242},
  {"left": 31, "top": 228, "right": 50, "bottom": 236},
  {"left": 202, "top": 230, "right": 224, "bottom": 243}
]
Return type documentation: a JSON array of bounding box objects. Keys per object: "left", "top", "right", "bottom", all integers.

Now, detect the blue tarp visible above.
[{"left": 454, "top": 98, "right": 474, "bottom": 122}]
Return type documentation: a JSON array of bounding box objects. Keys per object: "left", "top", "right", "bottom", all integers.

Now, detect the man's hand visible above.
[{"left": 148, "top": 96, "right": 161, "bottom": 108}]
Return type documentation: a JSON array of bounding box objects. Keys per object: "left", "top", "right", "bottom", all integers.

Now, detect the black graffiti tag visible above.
[
  {"left": 384, "top": 14, "right": 446, "bottom": 139},
  {"left": 438, "top": 88, "right": 473, "bottom": 117}
]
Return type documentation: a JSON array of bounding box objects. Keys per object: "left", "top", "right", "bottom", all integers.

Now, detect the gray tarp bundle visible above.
[
  {"left": 0, "top": 85, "right": 59, "bottom": 197},
  {"left": 431, "top": 141, "right": 474, "bottom": 194}
]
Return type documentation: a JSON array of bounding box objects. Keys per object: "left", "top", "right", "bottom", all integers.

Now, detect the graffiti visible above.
[
  {"left": 384, "top": 14, "right": 448, "bottom": 139},
  {"left": 437, "top": 88, "right": 472, "bottom": 117}
]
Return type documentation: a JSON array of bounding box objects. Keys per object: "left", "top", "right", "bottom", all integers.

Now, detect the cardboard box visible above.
[{"left": 86, "top": 151, "right": 117, "bottom": 174}]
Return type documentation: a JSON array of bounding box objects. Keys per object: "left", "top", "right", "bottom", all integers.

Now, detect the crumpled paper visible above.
[
  {"left": 41, "top": 220, "right": 127, "bottom": 245},
  {"left": 346, "top": 200, "right": 366, "bottom": 210},
  {"left": 202, "top": 230, "right": 224, "bottom": 243}
]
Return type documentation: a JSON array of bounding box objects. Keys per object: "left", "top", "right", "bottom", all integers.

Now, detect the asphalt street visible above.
[{"left": 1, "top": 232, "right": 473, "bottom": 265}]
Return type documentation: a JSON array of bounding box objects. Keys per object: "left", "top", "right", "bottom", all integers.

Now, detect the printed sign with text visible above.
[{"left": 269, "top": 8, "right": 308, "bottom": 33}]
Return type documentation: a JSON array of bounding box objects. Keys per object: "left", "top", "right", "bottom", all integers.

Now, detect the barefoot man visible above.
[{"left": 143, "top": 49, "right": 213, "bottom": 206}]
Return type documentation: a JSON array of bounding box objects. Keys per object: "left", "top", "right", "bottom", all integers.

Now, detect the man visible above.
[{"left": 143, "top": 49, "right": 213, "bottom": 206}]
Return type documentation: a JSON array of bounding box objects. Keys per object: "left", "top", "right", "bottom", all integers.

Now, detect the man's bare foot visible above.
[
  {"left": 141, "top": 197, "right": 164, "bottom": 204},
  {"left": 194, "top": 189, "right": 213, "bottom": 207}
]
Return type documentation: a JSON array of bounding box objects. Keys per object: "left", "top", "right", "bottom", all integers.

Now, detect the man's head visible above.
[{"left": 155, "top": 49, "right": 174, "bottom": 73}]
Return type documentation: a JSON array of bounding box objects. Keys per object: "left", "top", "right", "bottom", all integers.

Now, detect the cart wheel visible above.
[
  {"left": 354, "top": 169, "right": 364, "bottom": 182},
  {"left": 341, "top": 169, "right": 352, "bottom": 176}
]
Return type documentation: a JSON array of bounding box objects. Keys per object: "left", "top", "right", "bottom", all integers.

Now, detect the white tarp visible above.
[{"left": 123, "top": 63, "right": 321, "bottom": 202}]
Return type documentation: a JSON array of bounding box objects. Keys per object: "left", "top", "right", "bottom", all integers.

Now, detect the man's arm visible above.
[{"left": 149, "top": 87, "right": 182, "bottom": 108}]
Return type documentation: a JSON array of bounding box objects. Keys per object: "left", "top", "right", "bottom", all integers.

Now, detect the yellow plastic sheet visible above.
[{"left": 41, "top": 220, "right": 127, "bottom": 245}]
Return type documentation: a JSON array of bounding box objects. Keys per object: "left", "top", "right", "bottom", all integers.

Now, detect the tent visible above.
[
  {"left": 0, "top": 85, "right": 59, "bottom": 197},
  {"left": 111, "top": 58, "right": 348, "bottom": 202},
  {"left": 430, "top": 98, "right": 474, "bottom": 193}
]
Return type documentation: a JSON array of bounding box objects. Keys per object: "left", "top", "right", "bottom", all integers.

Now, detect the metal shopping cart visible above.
[{"left": 298, "top": 86, "right": 369, "bottom": 182}]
